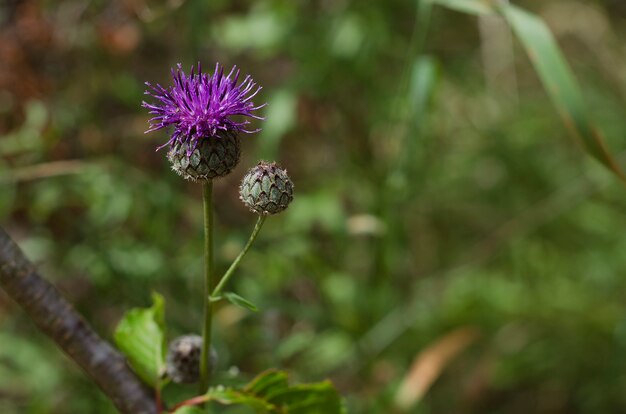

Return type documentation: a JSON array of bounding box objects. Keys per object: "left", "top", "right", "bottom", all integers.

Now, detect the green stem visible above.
[
  {"left": 211, "top": 215, "right": 267, "bottom": 299},
  {"left": 200, "top": 181, "right": 214, "bottom": 393}
]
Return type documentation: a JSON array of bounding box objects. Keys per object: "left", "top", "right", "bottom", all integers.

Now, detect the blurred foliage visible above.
[{"left": 1, "top": 0, "right": 626, "bottom": 413}]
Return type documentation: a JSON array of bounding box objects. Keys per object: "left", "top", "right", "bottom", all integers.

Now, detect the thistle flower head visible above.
[{"left": 142, "top": 63, "right": 265, "bottom": 152}]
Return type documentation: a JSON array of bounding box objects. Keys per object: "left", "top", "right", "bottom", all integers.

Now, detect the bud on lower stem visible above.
[{"left": 166, "top": 335, "right": 218, "bottom": 384}]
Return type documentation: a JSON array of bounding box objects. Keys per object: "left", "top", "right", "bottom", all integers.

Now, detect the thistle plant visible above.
[{"left": 110, "top": 63, "right": 343, "bottom": 413}]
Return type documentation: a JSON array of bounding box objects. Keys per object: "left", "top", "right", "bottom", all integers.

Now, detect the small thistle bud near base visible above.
[
  {"left": 165, "top": 335, "right": 218, "bottom": 384},
  {"left": 239, "top": 161, "right": 294, "bottom": 215},
  {"left": 167, "top": 131, "right": 241, "bottom": 181}
]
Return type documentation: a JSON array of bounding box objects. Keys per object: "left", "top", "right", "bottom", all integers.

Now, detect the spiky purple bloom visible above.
[{"left": 142, "top": 63, "right": 265, "bottom": 152}]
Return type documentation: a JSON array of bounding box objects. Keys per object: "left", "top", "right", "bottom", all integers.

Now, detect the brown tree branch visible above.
[{"left": 0, "top": 227, "right": 158, "bottom": 414}]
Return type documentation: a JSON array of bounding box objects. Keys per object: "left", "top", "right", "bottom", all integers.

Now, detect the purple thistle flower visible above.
[{"left": 142, "top": 63, "right": 265, "bottom": 152}]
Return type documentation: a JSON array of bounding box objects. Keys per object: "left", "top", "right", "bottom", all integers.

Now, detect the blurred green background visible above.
[{"left": 2, "top": 0, "right": 626, "bottom": 412}]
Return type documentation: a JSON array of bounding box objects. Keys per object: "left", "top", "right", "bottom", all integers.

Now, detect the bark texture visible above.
[{"left": 0, "top": 227, "right": 157, "bottom": 414}]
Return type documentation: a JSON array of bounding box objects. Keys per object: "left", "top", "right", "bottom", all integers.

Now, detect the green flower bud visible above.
[
  {"left": 167, "top": 130, "right": 240, "bottom": 181},
  {"left": 239, "top": 161, "right": 294, "bottom": 215},
  {"left": 165, "top": 335, "right": 217, "bottom": 384}
]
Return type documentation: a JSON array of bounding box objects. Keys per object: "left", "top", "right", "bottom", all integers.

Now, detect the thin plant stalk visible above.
[
  {"left": 212, "top": 215, "right": 266, "bottom": 299},
  {"left": 200, "top": 180, "right": 214, "bottom": 393}
]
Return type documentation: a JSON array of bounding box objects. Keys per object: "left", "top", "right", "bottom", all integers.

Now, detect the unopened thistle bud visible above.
[
  {"left": 167, "top": 130, "right": 240, "bottom": 181},
  {"left": 239, "top": 161, "right": 294, "bottom": 215},
  {"left": 142, "top": 63, "right": 265, "bottom": 180},
  {"left": 165, "top": 335, "right": 217, "bottom": 384}
]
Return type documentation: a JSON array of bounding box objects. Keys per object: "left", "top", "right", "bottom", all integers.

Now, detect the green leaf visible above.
[
  {"left": 245, "top": 369, "right": 290, "bottom": 398},
  {"left": 114, "top": 292, "right": 166, "bottom": 387},
  {"left": 268, "top": 381, "right": 346, "bottom": 414},
  {"left": 171, "top": 407, "right": 205, "bottom": 414},
  {"left": 198, "top": 370, "right": 345, "bottom": 413},
  {"left": 499, "top": 3, "right": 626, "bottom": 181},
  {"left": 428, "top": 0, "right": 494, "bottom": 16},
  {"left": 206, "top": 388, "right": 277, "bottom": 411},
  {"left": 224, "top": 291, "right": 259, "bottom": 312}
]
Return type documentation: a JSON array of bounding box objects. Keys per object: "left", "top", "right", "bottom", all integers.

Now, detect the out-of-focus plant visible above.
[{"left": 426, "top": 0, "right": 625, "bottom": 179}]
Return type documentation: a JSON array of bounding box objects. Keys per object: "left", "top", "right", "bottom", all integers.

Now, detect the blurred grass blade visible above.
[
  {"left": 395, "top": 56, "right": 439, "bottom": 181},
  {"left": 0, "top": 160, "right": 88, "bottom": 184},
  {"left": 394, "top": 327, "right": 480, "bottom": 411},
  {"left": 428, "top": 0, "right": 494, "bottom": 16},
  {"left": 409, "top": 56, "right": 438, "bottom": 127},
  {"left": 499, "top": 4, "right": 626, "bottom": 181},
  {"left": 412, "top": 0, "right": 433, "bottom": 55}
]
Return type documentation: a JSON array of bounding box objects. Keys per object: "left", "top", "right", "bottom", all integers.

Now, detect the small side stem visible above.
[
  {"left": 200, "top": 180, "right": 214, "bottom": 393},
  {"left": 170, "top": 395, "right": 211, "bottom": 413},
  {"left": 155, "top": 386, "right": 163, "bottom": 413},
  {"left": 212, "top": 215, "right": 266, "bottom": 298}
]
